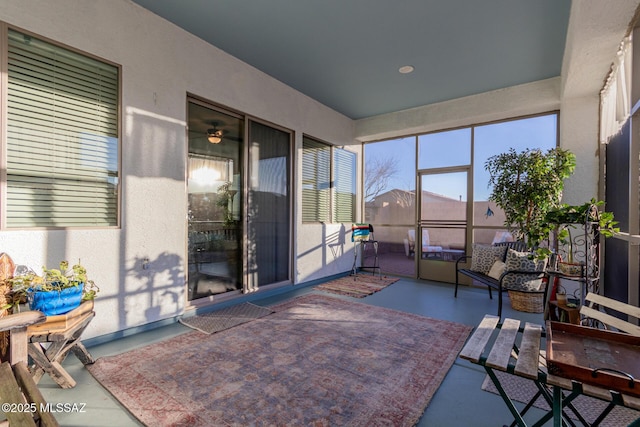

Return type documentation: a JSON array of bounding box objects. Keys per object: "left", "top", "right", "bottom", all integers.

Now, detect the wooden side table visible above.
[
  {"left": 27, "top": 300, "right": 95, "bottom": 389},
  {"left": 548, "top": 300, "right": 581, "bottom": 325}
]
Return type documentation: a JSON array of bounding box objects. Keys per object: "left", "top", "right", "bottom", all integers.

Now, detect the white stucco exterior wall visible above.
[
  {"left": 559, "top": 96, "right": 601, "bottom": 204},
  {"left": 355, "top": 78, "right": 561, "bottom": 142},
  {"left": 558, "top": 0, "right": 640, "bottom": 203},
  {"left": 0, "top": 0, "right": 355, "bottom": 339}
]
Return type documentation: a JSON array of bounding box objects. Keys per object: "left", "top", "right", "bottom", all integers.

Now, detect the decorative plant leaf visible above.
[
  {"left": 7, "top": 259, "right": 99, "bottom": 310},
  {"left": 485, "top": 147, "right": 576, "bottom": 250},
  {"left": 544, "top": 198, "right": 619, "bottom": 261}
]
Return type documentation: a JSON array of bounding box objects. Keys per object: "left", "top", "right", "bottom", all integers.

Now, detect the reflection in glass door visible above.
[
  {"left": 418, "top": 170, "right": 468, "bottom": 282},
  {"left": 187, "top": 102, "right": 243, "bottom": 300},
  {"left": 246, "top": 120, "right": 291, "bottom": 291}
]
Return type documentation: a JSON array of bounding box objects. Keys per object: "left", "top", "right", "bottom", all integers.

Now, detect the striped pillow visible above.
[{"left": 351, "top": 224, "right": 370, "bottom": 242}]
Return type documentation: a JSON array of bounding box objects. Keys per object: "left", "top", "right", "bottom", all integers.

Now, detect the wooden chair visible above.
[
  {"left": 0, "top": 310, "right": 59, "bottom": 427},
  {"left": 580, "top": 292, "right": 640, "bottom": 336}
]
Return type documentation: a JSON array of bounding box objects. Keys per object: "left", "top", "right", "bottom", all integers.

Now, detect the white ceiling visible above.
[{"left": 131, "top": 0, "right": 571, "bottom": 120}]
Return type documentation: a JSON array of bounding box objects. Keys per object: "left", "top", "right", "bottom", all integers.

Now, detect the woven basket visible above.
[{"left": 508, "top": 290, "right": 545, "bottom": 313}]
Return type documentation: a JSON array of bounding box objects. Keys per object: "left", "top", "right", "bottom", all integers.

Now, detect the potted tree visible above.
[
  {"left": 485, "top": 147, "right": 576, "bottom": 253},
  {"left": 484, "top": 147, "right": 576, "bottom": 312}
]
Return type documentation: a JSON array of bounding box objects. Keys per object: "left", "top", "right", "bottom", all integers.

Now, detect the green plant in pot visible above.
[
  {"left": 217, "top": 181, "right": 238, "bottom": 227},
  {"left": 544, "top": 199, "right": 619, "bottom": 275},
  {"left": 485, "top": 147, "right": 576, "bottom": 255},
  {"left": 8, "top": 260, "right": 99, "bottom": 316}
]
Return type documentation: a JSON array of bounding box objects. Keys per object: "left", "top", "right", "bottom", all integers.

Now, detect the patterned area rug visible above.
[
  {"left": 482, "top": 371, "right": 640, "bottom": 426},
  {"left": 88, "top": 294, "right": 471, "bottom": 426},
  {"left": 178, "top": 302, "right": 274, "bottom": 334},
  {"left": 315, "top": 274, "right": 400, "bottom": 297}
]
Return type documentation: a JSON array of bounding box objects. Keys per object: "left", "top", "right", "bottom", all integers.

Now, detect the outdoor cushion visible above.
[
  {"left": 502, "top": 249, "right": 547, "bottom": 291},
  {"left": 470, "top": 244, "right": 508, "bottom": 274},
  {"left": 487, "top": 260, "right": 506, "bottom": 280}
]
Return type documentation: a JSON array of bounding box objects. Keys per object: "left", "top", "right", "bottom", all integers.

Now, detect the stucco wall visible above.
[
  {"left": 0, "top": 0, "right": 355, "bottom": 339},
  {"left": 560, "top": 95, "right": 601, "bottom": 204},
  {"left": 355, "top": 78, "right": 562, "bottom": 142}
]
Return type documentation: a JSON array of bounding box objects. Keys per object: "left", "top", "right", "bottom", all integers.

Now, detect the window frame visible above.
[
  {"left": 301, "top": 136, "right": 331, "bottom": 223},
  {"left": 333, "top": 147, "right": 356, "bottom": 223},
  {"left": 301, "top": 135, "right": 356, "bottom": 224},
  {"left": 0, "top": 24, "right": 122, "bottom": 229}
]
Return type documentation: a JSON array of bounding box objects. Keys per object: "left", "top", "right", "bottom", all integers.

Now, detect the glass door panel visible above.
[
  {"left": 246, "top": 120, "right": 291, "bottom": 290},
  {"left": 187, "top": 102, "right": 243, "bottom": 300},
  {"left": 364, "top": 137, "right": 417, "bottom": 277},
  {"left": 418, "top": 170, "right": 468, "bottom": 282}
]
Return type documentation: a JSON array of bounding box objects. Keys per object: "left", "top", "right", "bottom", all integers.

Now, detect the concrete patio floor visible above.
[{"left": 33, "top": 277, "right": 555, "bottom": 426}]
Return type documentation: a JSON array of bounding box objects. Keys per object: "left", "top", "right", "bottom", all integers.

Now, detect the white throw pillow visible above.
[{"left": 487, "top": 260, "right": 506, "bottom": 280}]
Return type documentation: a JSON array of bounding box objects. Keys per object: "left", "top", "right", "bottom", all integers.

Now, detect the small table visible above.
[
  {"left": 460, "top": 315, "right": 640, "bottom": 427},
  {"left": 547, "top": 300, "right": 581, "bottom": 325},
  {"left": 27, "top": 300, "right": 96, "bottom": 388}
]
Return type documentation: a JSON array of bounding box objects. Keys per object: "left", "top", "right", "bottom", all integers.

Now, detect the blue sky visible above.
[{"left": 364, "top": 114, "right": 558, "bottom": 201}]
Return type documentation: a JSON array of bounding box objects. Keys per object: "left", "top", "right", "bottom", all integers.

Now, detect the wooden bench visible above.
[
  {"left": 455, "top": 241, "right": 546, "bottom": 318},
  {"left": 0, "top": 311, "right": 59, "bottom": 427}
]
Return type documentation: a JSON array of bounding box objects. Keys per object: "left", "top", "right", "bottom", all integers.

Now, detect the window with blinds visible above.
[
  {"left": 334, "top": 148, "right": 356, "bottom": 223},
  {"left": 5, "top": 29, "right": 119, "bottom": 228},
  {"left": 302, "top": 137, "right": 331, "bottom": 222}
]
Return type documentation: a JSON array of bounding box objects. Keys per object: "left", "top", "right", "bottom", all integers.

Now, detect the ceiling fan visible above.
[{"left": 207, "top": 125, "right": 223, "bottom": 144}]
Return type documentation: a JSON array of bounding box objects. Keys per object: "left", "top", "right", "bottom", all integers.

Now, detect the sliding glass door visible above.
[
  {"left": 187, "top": 102, "right": 243, "bottom": 300},
  {"left": 187, "top": 100, "right": 292, "bottom": 302},
  {"left": 246, "top": 120, "right": 291, "bottom": 291}
]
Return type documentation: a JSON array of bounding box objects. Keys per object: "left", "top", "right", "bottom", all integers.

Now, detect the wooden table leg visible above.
[
  {"left": 27, "top": 310, "right": 95, "bottom": 388},
  {"left": 70, "top": 341, "right": 95, "bottom": 365},
  {"left": 28, "top": 341, "right": 77, "bottom": 389}
]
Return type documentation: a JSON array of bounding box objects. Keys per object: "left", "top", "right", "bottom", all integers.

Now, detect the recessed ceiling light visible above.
[{"left": 399, "top": 65, "right": 414, "bottom": 74}]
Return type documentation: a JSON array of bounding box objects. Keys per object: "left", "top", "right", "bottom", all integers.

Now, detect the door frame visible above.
[{"left": 417, "top": 166, "right": 472, "bottom": 283}]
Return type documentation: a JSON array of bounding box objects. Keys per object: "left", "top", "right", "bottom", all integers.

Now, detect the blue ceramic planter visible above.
[{"left": 29, "top": 283, "right": 84, "bottom": 316}]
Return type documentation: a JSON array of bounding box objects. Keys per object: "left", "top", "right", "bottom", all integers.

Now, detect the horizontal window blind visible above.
[
  {"left": 302, "top": 137, "right": 330, "bottom": 222},
  {"left": 334, "top": 148, "right": 356, "bottom": 223},
  {"left": 6, "top": 30, "right": 119, "bottom": 227}
]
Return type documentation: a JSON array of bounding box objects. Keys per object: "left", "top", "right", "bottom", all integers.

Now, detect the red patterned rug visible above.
[
  {"left": 315, "top": 274, "right": 400, "bottom": 297},
  {"left": 88, "top": 294, "right": 471, "bottom": 426}
]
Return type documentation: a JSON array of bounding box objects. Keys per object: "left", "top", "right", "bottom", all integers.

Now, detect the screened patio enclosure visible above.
[{"left": 364, "top": 113, "right": 558, "bottom": 281}]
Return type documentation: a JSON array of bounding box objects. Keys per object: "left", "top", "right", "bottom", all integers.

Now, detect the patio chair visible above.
[
  {"left": 420, "top": 229, "right": 444, "bottom": 259},
  {"left": 405, "top": 229, "right": 416, "bottom": 257}
]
